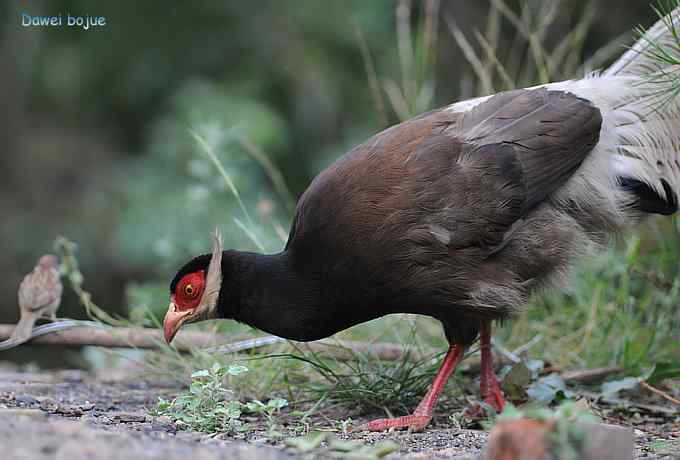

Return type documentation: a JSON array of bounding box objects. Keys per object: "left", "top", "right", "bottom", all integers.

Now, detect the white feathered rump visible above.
[
  {"left": 448, "top": 7, "right": 680, "bottom": 228},
  {"left": 596, "top": 6, "right": 680, "bottom": 213}
]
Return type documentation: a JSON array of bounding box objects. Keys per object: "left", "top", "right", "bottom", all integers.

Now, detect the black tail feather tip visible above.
[{"left": 619, "top": 177, "right": 678, "bottom": 216}]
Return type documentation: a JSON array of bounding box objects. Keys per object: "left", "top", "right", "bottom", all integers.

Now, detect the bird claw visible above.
[
  {"left": 485, "top": 388, "right": 505, "bottom": 413},
  {"left": 354, "top": 414, "right": 431, "bottom": 432}
]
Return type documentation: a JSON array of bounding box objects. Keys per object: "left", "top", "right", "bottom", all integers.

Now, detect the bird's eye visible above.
[{"left": 174, "top": 271, "right": 205, "bottom": 310}]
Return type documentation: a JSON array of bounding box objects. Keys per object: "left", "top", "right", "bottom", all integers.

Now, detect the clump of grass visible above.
[{"left": 276, "top": 327, "right": 466, "bottom": 418}]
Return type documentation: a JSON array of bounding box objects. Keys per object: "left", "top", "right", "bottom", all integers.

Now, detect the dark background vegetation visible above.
[{"left": 0, "top": 1, "right": 666, "bottom": 366}]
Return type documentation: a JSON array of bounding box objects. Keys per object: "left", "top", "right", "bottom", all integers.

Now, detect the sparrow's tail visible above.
[{"left": 9, "top": 314, "right": 38, "bottom": 343}]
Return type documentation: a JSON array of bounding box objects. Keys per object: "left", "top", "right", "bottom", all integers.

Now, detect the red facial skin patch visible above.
[{"left": 174, "top": 271, "right": 206, "bottom": 310}]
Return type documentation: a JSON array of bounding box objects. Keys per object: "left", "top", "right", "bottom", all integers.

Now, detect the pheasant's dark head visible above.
[{"left": 163, "top": 231, "right": 223, "bottom": 343}]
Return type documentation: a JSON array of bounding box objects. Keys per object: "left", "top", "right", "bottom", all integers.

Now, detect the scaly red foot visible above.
[
  {"left": 355, "top": 344, "right": 464, "bottom": 432},
  {"left": 355, "top": 414, "right": 431, "bottom": 432},
  {"left": 483, "top": 370, "right": 505, "bottom": 413},
  {"left": 479, "top": 321, "right": 505, "bottom": 413}
]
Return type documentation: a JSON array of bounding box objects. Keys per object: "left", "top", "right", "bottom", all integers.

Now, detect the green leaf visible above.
[
  {"left": 501, "top": 362, "right": 532, "bottom": 402},
  {"left": 267, "top": 398, "right": 288, "bottom": 410},
  {"left": 245, "top": 400, "right": 265, "bottom": 413},
  {"left": 156, "top": 397, "right": 171, "bottom": 411},
  {"left": 227, "top": 364, "right": 249, "bottom": 375},
  {"left": 191, "top": 369, "right": 210, "bottom": 378},
  {"left": 222, "top": 404, "right": 242, "bottom": 419},
  {"left": 601, "top": 376, "right": 640, "bottom": 396},
  {"left": 527, "top": 373, "right": 573, "bottom": 404},
  {"left": 645, "top": 361, "right": 680, "bottom": 385},
  {"left": 236, "top": 422, "right": 251, "bottom": 432}
]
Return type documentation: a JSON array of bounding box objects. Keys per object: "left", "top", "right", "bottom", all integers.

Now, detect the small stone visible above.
[
  {"left": 80, "top": 402, "right": 95, "bottom": 411},
  {"left": 155, "top": 415, "right": 172, "bottom": 424},
  {"left": 39, "top": 398, "right": 59, "bottom": 413},
  {"left": 112, "top": 412, "right": 147, "bottom": 423},
  {"left": 56, "top": 405, "right": 84, "bottom": 416}
]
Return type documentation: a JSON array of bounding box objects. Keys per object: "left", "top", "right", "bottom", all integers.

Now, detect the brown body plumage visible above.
[
  {"left": 11, "top": 255, "right": 63, "bottom": 343},
  {"left": 261, "top": 89, "right": 601, "bottom": 344}
]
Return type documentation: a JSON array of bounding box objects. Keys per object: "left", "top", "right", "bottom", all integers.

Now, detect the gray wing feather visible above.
[{"left": 458, "top": 88, "right": 602, "bottom": 213}]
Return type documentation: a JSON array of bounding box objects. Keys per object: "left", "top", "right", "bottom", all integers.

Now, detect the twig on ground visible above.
[
  {"left": 639, "top": 380, "right": 680, "bottom": 406},
  {"left": 580, "top": 389, "right": 679, "bottom": 416},
  {"left": 560, "top": 366, "right": 624, "bottom": 384}
]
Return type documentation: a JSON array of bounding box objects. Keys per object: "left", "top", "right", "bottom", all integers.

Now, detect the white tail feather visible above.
[
  {"left": 547, "top": 8, "right": 680, "bottom": 215},
  {"left": 446, "top": 7, "right": 680, "bottom": 223}
]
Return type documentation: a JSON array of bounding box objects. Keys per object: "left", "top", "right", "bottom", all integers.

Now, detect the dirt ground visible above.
[{"left": 0, "top": 365, "right": 677, "bottom": 459}]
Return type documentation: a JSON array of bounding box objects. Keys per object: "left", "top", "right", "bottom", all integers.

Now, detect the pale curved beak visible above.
[{"left": 163, "top": 302, "right": 191, "bottom": 343}]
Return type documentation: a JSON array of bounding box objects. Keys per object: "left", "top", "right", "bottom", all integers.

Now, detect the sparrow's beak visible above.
[{"left": 163, "top": 302, "right": 191, "bottom": 343}]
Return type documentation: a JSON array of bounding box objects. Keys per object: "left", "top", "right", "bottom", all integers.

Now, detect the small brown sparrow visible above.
[{"left": 10, "top": 255, "right": 63, "bottom": 343}]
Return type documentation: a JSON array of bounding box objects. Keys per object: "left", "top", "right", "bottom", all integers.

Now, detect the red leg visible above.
[
  {"left": 480, "top": 321, "right": 505, "bottom": 412},
  {"left": 356, "top": 344, "right": 464, "bottom": 432}
]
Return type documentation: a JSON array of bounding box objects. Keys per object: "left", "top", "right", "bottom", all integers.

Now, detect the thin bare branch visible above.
[{"left": 640, "top": 380, "right": 680, "bottom": 405}]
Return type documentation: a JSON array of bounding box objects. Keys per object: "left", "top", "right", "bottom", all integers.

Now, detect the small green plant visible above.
[
  {"left": 649, "top": 438, "right": 680, "bottom": 456},
  {"left": 150, "top": 362, "right": 292, "bottom": 439},
  {"left": 336, "top": 417, "right": 353, "bottom": 434},
  {"left": 151, "top": 362, "right": 252, "bottom": 435},
  {"left": 245, "top": 397, "right": 289, "bottom": 440}
]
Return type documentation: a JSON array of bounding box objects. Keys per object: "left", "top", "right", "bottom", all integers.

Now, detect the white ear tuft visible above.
[
  {"left": 200, "top": 228, "right": 224, "bottom": 316},
  {"left": 212, "top": 227, "right": 223, "bottom": 253}
]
